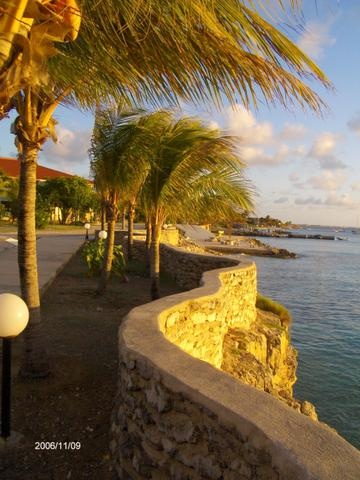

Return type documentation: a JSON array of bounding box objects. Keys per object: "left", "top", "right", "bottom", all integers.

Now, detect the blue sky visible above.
[{"left": 0, "top": 0, "right": 359, "bottom": 227}]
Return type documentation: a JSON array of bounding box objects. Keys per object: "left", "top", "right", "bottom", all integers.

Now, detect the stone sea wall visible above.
[
  {"left": 95, "top": 228, "right": 179, "bottom": 246},
  {"left": 162, "top": 262, "right": 256, "bottom": 368},
  {"left": 111, "top": 245, "right": 360, "bottom": 479}
]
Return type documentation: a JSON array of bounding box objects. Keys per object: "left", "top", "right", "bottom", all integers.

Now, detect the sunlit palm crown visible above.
[
  {"left": 89, "top": 108, "right": 148, "bottom": 204},
  {"left": 90, "top": 108, "right": 254, "bottom": 224},
  {"left": 131, "top": 111, "right": 254, "bottom": 223},
  {"left": 51, "top": 0, "right": 329, "bottom": 111}
]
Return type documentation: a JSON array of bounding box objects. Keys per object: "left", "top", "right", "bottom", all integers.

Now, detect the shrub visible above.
[
  {"left": 82, "top": 240, "right": 126, "bottom": 277},
  {"left": 112, "top": 244, "right": 126, "bottom": 277},
  {"left": 35, "top": 204, "right": 51, "bottom": 229},
  {"left": 0, "top": 203, "right": 6, "bottom": 220},
  {"left": 35, "top": 191, "right": 51, "bottom": 229},
  {"left": 256, "top": 293, "right": 291, "bottom": 326}
]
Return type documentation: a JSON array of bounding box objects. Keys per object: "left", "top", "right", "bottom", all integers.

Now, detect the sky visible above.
[{"left": 0, "top": 0, "right": 360, "bottom": 227}]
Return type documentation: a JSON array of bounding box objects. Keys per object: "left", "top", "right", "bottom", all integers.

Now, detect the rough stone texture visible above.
[
  {"left": 118, "top": 237, "right": 238, "bottom": 291},
  {"left": 160, "top": 260, "right": 256, "bottom": 369},
  {"left": 160, "top": 244, "right": 238, "bottom": 291},
  {"left": 111, "top": 245, "right": 360, "bottom": 479},
  {"left": 221, "top": 310, "right": 317, "bottom": 420}
]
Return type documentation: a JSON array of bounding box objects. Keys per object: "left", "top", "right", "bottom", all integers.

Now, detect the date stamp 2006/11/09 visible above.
[{"left": 35, "top": 441, "right": 81, "bottom": 450}]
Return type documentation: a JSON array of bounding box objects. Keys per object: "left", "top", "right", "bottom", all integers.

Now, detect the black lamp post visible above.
[
  {"left": 0, "top": 294, "right": 29, "bottom": 440},
  {"left": 84, "top": 223, "right": 91, "bottom": 241}
]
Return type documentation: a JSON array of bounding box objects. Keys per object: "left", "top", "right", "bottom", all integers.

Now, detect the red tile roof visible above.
[{"left": 0, "top": 157, "right": 74, "bottom": 180}]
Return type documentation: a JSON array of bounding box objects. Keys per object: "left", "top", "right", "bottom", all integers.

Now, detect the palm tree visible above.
[
  {"left": 90, "top": 108, "right": 148, "bottom": 293},
  {"left": 0, "top": 0, "right": 81, "bottom": 119},
  {"left": 138, "top": 112, "right": 253, "bottom": 299},
  {"left": 7, "top": 0, "right": 331, "bottom": 377}
]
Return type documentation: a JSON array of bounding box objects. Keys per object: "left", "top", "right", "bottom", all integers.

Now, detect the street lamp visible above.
[
  {"left": 0, "top": 294, "right": 29, "bottom": 440},
  {"left": 84, "top": 222, "right": 91, "bottom": 240},
  {"left": 98, "top": 230, "right": 107, "bottom": 240}
]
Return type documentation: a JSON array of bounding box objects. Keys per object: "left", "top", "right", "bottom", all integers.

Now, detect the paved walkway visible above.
[
  {"left": 0, "top": 234, "right": 85, "bottom": 296},
  {"left": 177, "top": 224, "right": 215, "bottom": 242}
]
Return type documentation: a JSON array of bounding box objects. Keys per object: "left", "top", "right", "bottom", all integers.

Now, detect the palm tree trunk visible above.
[
  {"left": 150, "top": 222, "right": 161, "bottom": 300},
  {"left": 145, "top": 217, "right": 152, "bottom": 270},
  {"left": 121, "top": 208, "right": 126, "bottom": 230},
  {"left": 101, "top": 204, "right": 106, "bottom": 230},
  {"left": 18, "top": 145, "right": 50, "bottom": 378},
  {"left": 97, "top": 204, "right": 116, "bottom": 294},
  {"left": 127, "top": 202, "right": 135, "bottom": 261},
  {"left": 145, "top": 219, "right": 152, "bottom": 253}
]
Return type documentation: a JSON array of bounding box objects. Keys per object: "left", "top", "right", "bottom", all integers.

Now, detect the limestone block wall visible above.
[
  {"left": 160, "top": 244, "right": 239, "bottom": 290},
  {"left": 118, "top": 238, "right": 240, "bottom": 291},
  {"left": 162, "top": 264, "right": 257, "bottom": 368},
  {"left": 111, "top": 253, "right": 360, "bottom": 479}
]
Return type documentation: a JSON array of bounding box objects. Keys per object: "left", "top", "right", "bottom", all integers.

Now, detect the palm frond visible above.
[{"left": 50, "top": 0, "right": 330, "bottom": 112}]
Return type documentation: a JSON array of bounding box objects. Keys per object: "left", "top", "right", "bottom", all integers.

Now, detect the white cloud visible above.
[
  {"left": 324, "top": 194, "right": 358, "bottom": 208},
  {"left": 294, "top": 194, "right": 358, "bottom": 208},
  {"left": 351, "top": 181, "right": 360, "bottom": 192},
  {"left": 297, "top": 19, "right": 336, "bottom": 60},
  {"left": 225, "top": 104, "right": 273, "bottom": 146},
  {"left": 308, "top": 132, "right": 346, "bottom": 170},
  {"left": 307, "top": 171, "right": 346, "bottom": 192},
  {"left": 274, "top": 197, "right": 289, "bottom": 204},
  {"left": 238, "top": 143, "right": 298, "bottom": 167},
  {"left": 221, "top": 105, "right": 309, "bottom": 167},
  {"left": 42, "top": 125, "right": 92, "bottom": 174},
  {"left": 238, "top": 146, "right": 275, "bottom": 166},
  {"left": 309, "top": 132, "right": 339, "bottom": 157},
  {"left": 289, "top": 172, "right": 300, "bottom": 182},
  {"left": 347, "top": 113, "right": 360, "bottom": 135},
  {"left": 280, "top": 123, "right": 307, "bottom": 141},
  {"left": 295, "top": 196, "right": 323, "bottom": 205}
]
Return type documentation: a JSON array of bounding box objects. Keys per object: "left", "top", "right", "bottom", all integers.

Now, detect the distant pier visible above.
[{"left": 234, "top": 230, "right": 347, "bottom": 241}]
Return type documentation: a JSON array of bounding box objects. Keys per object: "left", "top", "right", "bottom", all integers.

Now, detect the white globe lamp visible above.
[
  {"left": 0, "top": 293, "right": 29, "bottom": 441},
  {"left": 0, "top": 294, "right": 29, "bottom": 339}
]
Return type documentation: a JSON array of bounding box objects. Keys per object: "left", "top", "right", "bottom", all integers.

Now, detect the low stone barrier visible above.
[
  {"left": 111, "top": 247, "right": 360, "bottom": 479},
  {"left": 95, "top": 228, "right": 179, "bottom": 246}
]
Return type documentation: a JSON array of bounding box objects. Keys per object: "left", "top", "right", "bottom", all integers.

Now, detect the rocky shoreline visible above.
[
  {"left": 179, "top": 235, "right": 297, "bottom": 259},
  {"left": 205, "top": 244, "right": 296, "bottom": 258}
]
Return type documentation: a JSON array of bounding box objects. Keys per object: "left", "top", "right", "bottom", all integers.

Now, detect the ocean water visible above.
[{"left": 235, "top": 228, "right": 360, "bottom": 449}]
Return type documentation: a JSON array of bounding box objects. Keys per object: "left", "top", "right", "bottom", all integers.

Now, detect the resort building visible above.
[{"left": 0, "top": 156, "right": 74, "bottom": 184}]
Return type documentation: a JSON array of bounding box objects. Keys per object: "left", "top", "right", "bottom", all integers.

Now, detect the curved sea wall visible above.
[{"left": 110, "top": 245, "right": 360, "bottom": 479}]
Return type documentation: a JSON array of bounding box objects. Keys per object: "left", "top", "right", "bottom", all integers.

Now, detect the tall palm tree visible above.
[
  {"left": 7, "top": 0, "right": 331, "bottom": 377},
  {"left": 90, "top": 108, "right": 148, "bottom": 293},
  {"left": 138, "top": 112, "right": 253, "bottom": 299}
]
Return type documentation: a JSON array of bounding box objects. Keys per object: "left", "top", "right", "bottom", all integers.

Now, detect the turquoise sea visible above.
[{"left": 236, "top": 228, "right": 360, "bottom": 449}]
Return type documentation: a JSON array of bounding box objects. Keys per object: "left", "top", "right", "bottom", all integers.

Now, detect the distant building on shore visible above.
[
  {"left": 0, "top": 157, "right": 92, "bottom": 224},
  {"left": 0, "top": 156, "right": 74, "bottom": 183}
]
